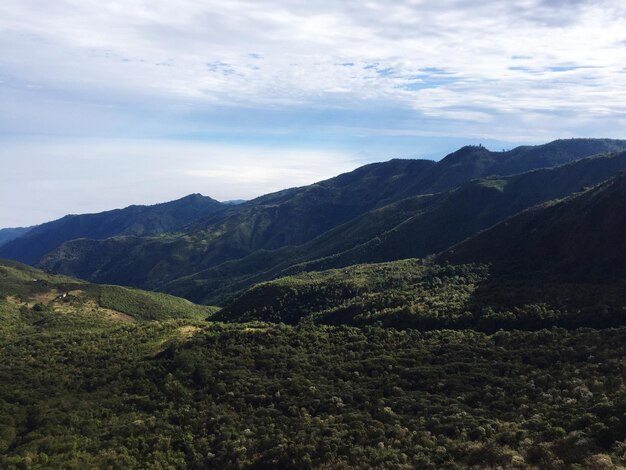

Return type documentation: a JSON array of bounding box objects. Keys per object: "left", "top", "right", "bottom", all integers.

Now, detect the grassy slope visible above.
[{"left": 0, "top": 260, "right": 216, "bottom": 334}]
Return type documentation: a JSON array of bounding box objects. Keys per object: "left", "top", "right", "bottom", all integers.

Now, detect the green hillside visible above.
[
  {"left": 0, "top": 260, "right": 216, "bottom": 333},
  {"left": 2, "top": 141, "right": 626, "bottom": 469},
  {"left": 215, "top": 257, "right": 626, "bottom": 331},
  {"left": 1, "top": 318, "right": 625, "bottom": 469},
  {"left": 217, "top": 174, "right": 626, "bottom": 331},
  {"left": 438, "top": 173, "right": 626, "bottom": 280},
  {"left": 166, "top": 149, "right": 626, "bottom": 305},
  {"left": 35, "top": 139, "right": 626, "bottom": 299}
]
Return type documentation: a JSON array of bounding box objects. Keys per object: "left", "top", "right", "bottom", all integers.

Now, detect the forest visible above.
[{"left": 2, "top": 140, "right": 626, "bottom": 468}]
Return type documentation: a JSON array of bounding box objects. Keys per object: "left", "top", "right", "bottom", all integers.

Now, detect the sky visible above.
[{"left": 2, "top": 0, "right": 626, "bottom": 227}]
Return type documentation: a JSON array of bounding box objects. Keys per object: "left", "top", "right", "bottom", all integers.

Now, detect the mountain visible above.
[
  {"left": 0, "top": 194, "right": 224, "bottom": 265},
  {"left": 216, "top": 174, "right": 626, "bottom": 330},
  {"left": 166, "top": 149, "right": 626, "bottom": 305},
  {"left": 392, "top": 137, "right": 626, "bottom": 197},
  {"left": 0, "top": 227, "right": 32, "bottom": 247},
  {"left": 438, "top": 173, "right": 626, "bottom": 279},
  {"left": 36, "top": 139, "right": 626, "bottom": 298},
  {"left": 37, "top": 159, "right": 437, "bottom": 286}
]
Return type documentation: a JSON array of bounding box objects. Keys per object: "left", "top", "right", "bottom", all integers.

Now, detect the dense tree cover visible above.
[
  {"left": 439, "top": 174, "right": 626, "bottom": 282},
  {"left": 215, "top": 260, "right": 626, "bottom": 332},
  {"left": 161, "top": 148, "right": 626, "bottom": 306},
  {"left": 0, "top": 318, "right": 625, "bottom": 469}
]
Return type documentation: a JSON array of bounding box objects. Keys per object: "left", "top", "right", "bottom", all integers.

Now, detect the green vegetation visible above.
[
  {"left": 216, "top": 259, "right": 626, "bottom": 332},
  {"left": 98, "top": 285, "right": 218, "bottom": 321},
  {"left": 1, "top": 319, "right": 625, "bottom": 469},
  {"left": 35, "top": 139, "right": 626, "bottom": 304},
  {"left": 215, "top": 261, "right": 490, "bottom": 328},
  {"left": 55, "top": 146, "right": 626, "bottom": 307},
  {"left": 0, "top": 260, "right": 215, "bottom": 333},
  {"left": 3, "top": 139, "right": 626, "bottom": 468},
  {"left": 0, "top": 194, "right": 224, "bottom": 264}
]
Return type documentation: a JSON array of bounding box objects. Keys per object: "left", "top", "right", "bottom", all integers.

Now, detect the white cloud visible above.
[
  {"left": 2, "top": 0, "right": 626, "bottom": 225},
  {"left": 2, "top": 0, "right": 626, "bottom": 117}
]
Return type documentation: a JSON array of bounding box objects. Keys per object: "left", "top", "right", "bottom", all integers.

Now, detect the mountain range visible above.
[
  {"left": 2, "top": 137, "right": 626, "bottom": 312},
  {"left": 217, "top": 173, "right": 626, "bottom": 331},
  {"left": 0, "top": 193, "right": 224, "bottom": 265},
  {"left": 3, "top": 137, "right": 626, "bottom": 469}
]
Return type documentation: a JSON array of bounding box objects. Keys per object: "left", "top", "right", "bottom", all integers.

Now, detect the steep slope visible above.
[
  {"left": 438, "top": 173, "right": 626, "bottom": 279},
  {"left": 217, "top": 175, "right": 626, "bottom": 330},
  {"left": 167, "top": 149, "right": 626, "bottom": 305},
  {"left": 0, "top": 194, "right": 224, "bottom": 264},
  {"left": 37, "top": 139, "right": 626, "bottom": 295},
  {"left": 213, "top": 260, "right": 491, "bottom": 328},
  {"left": 38, "top": 159, "right": 437, "bottom": 285},
  {"left": 0, "top": 227, "right": 32, "bottom": 247}
]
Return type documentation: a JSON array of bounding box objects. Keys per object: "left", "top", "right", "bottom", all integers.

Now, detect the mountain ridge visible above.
[
  {"left": 0, "top": 193, "right": 225, "bottom": 264},
  {"left": 10, "top": 138, "right": 626, "bottom": 305}
]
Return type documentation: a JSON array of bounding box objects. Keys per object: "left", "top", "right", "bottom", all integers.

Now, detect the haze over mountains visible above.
[
  {"left": 0, "top": 194, "right": 224, "bottom": 265},
  {"left": 2, "top": 137, "right": 626, "bottom": 308},
  {"left": 3, "top": 137, "right": 626, "bottom": 469}
]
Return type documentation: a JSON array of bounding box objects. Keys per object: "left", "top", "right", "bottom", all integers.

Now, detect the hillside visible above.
[
  {"left": 37, "top": 139, "right": 626, "bottom": 298},
  {"left": 0, "top": 259, "right": 216, "bottom": 332},
  {"left": 3, "top": 141, "right": 626, "bottom": 468},
  {"left": 0, "top": 227, "right": 32, "bottom": 248},
  {"left": 167, "top": 149, "right": 626, "bottom": 305},
  {"left": 217, "top": 174, "right": 626, "bottom": 330},
  {"left": 438, "top": 173, "right": 626, "bottom": 279},
  {"left": 0, "top": 194, "right": 224, "bottom": 265}
]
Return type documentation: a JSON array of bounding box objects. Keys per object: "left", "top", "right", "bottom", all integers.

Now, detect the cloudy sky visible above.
[{"left": 2, "top": 0, "right": 626, "bottom": 227}]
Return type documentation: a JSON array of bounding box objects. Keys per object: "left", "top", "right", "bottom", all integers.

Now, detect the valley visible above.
[{"left": 2, "top": 138, "right": 626, "bottom": 468}]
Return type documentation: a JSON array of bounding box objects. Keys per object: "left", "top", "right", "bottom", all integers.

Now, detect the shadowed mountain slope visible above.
[
  {"left": 167, "top": 149, "right": 626, "bottom": 305},
  {"left": 0, "top": 227, "right": 32, "bottom": 248},
  {"left": 0, "top": 194, "right": 224, "bottom": 265},
  {"left": 215, "top": 174, "right": 626, "bottom": 330},
  {"left": 34, "top": 139, "right": 626, "bottom": 300},
  {"left": 438, "top": 173, "right": 626, "bottom": 280}
]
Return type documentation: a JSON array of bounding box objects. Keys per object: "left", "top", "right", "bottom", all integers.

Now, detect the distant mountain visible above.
[
  {"left": 166, "top": 149, "right": 626, "bottom": 304},
  {"left": 0, "top": 194, "right": 224, "bottom": 265},
  {"left": 392, "top": 138, "right": 626, "bottom": 197},
  {"left": 39, "top": 159, "right": 438, "bottom": 285},
  {"left": 35, "top": 138, "right": 626, "bottom": 300},
  {"left": 222, "top": 199, "right": 247, "bottom": 205},
  {"left": 0, "top": 227, "right": 32, "bottom": 248}
]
